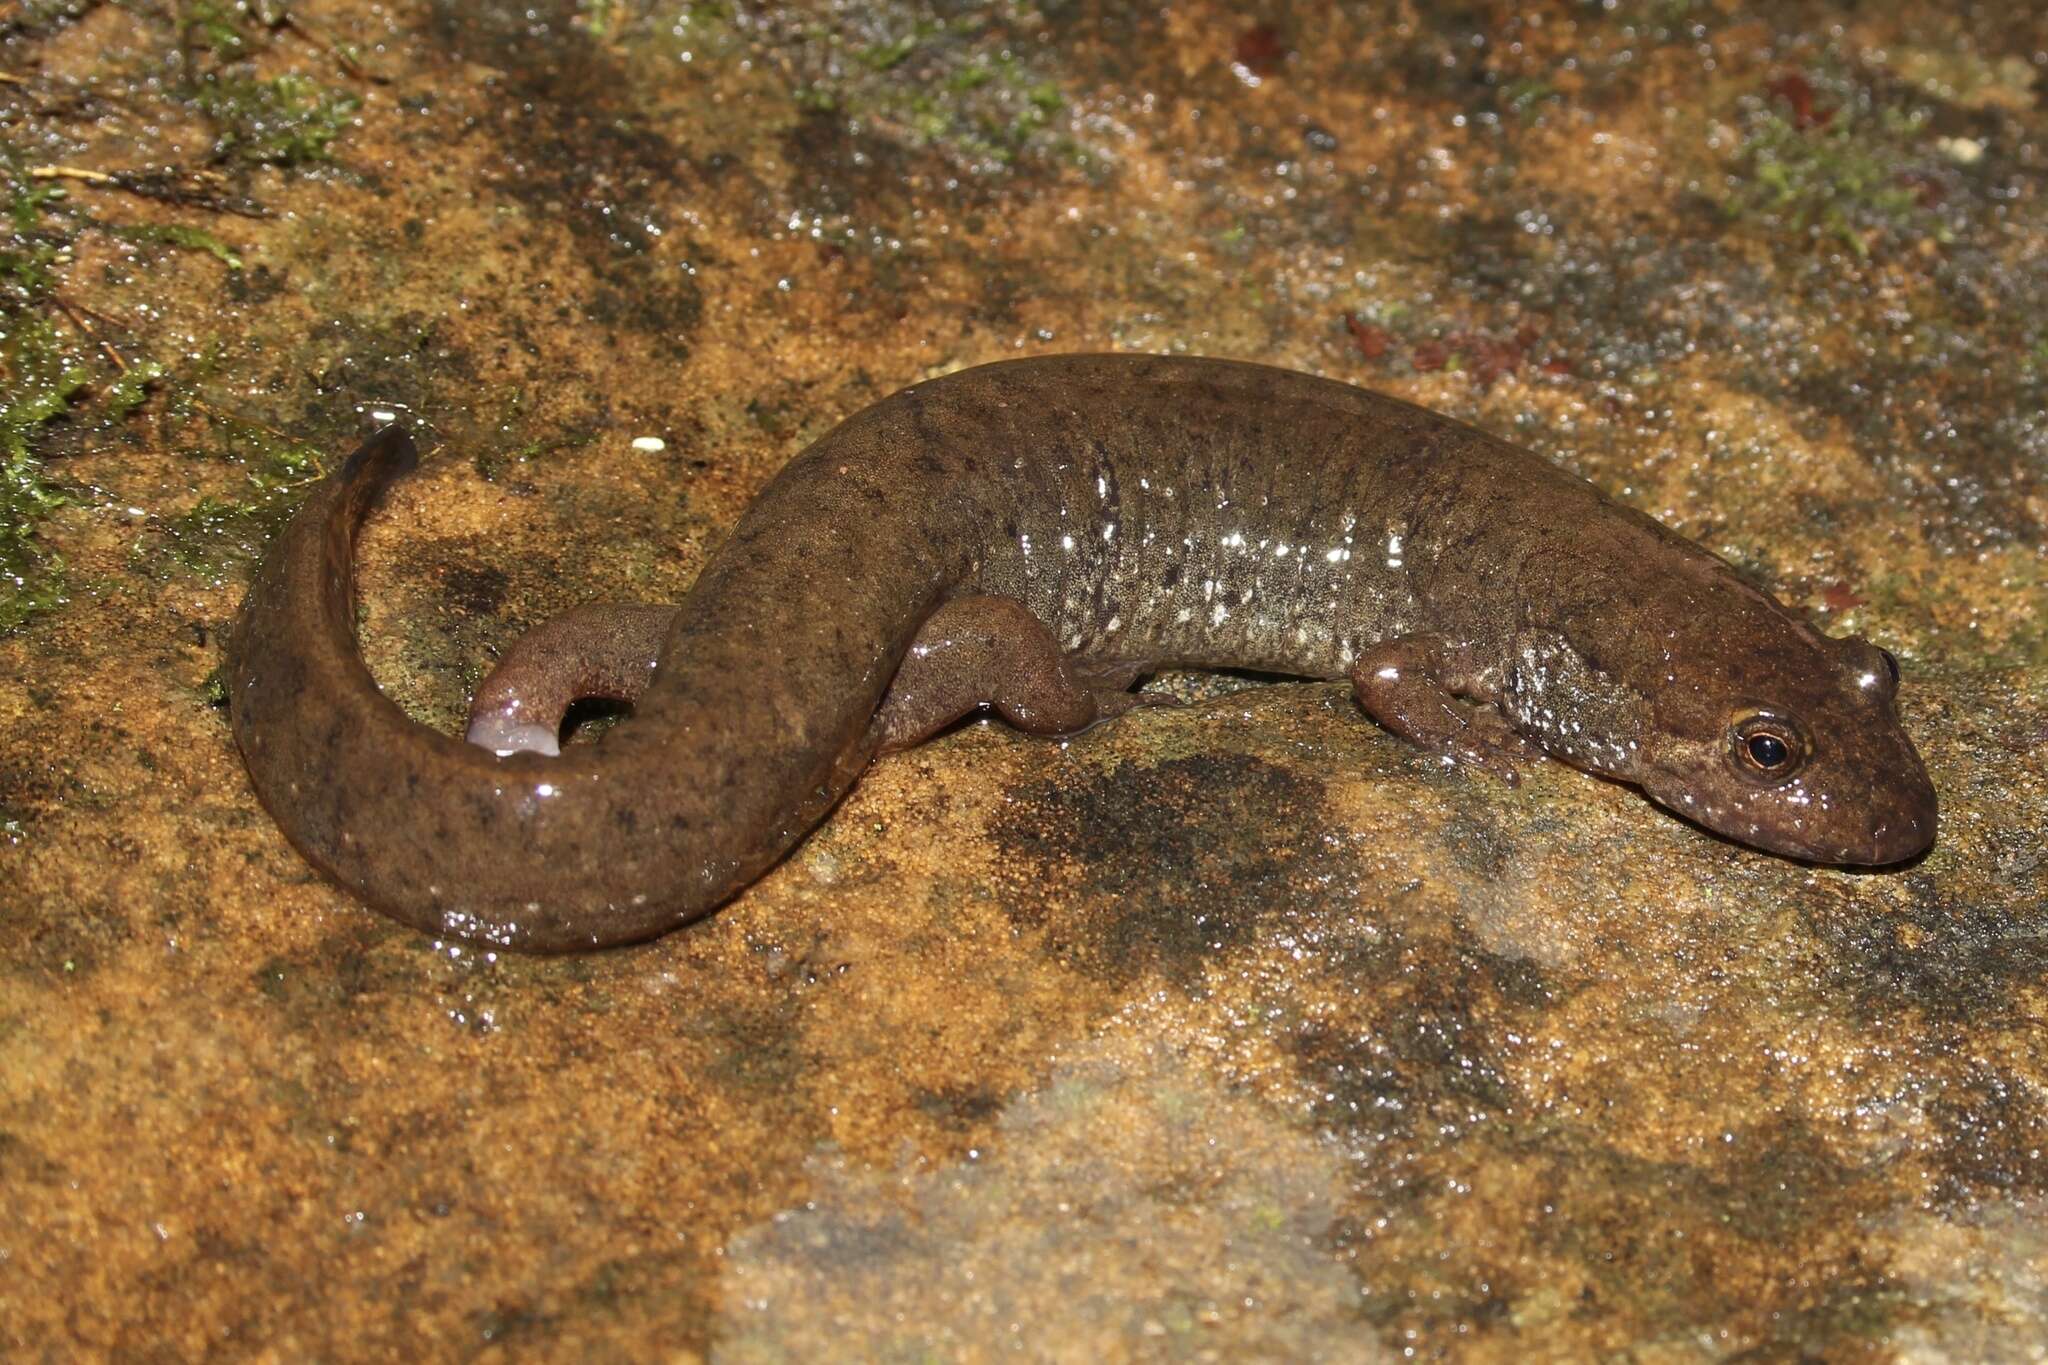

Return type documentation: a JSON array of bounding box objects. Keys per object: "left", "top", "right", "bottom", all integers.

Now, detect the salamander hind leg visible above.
[
  {"left": 465, "top": 602, "right": 679, "bottom": 756},
  {"left": 1350, "top": 635, "right": 1539, "bottom": 785},
  {"left": 874, "top": 594, "right": 1173, "bottom": 753}
]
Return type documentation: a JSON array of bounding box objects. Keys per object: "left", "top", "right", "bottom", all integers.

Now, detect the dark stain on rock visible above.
[
  {"left": 296, "top": 314, "right": 478, "bottom": 448},
  {"left": 566, "top": 1250, "right": 715, "bottom": 1340},
  {"left": 2, "top": 890, "right": 124, "bottom": 982},
  {"left": 913, "top": 1081, "right": 1007, "bottom": 1131},
  {"left": 1471, "top": 1118, "right": 1914, "bottom": 1354},
  {"left": 1804, "top": 872, "right": 2048, "bottom": 1025},
  {"left": 422, "top": 0, "right": 703, "bottom": 357},
  {"left": 441, "top": 564, "right": 510, "bottom": 618},
  {"left": 0, "top": 1129, "right": 66, "bottom": 1186},
  {"left": 987, "top": 753, "right": 1336, "bottom": 987},
  {"left": 1288, "top": 922, "right": 1533, "bottom": 1148},
  {"left": 688, "top": 993, "right": 810, "bottom": 1096},
  {"left": 781, "top": 106, "right": 922, "bottom": 223},
  {"left": 249, "top": 931, "right": 389, "bottom": 1015},
  {"left": 1922, "top": 1060, "right": 2048, "bottom": 1209}
]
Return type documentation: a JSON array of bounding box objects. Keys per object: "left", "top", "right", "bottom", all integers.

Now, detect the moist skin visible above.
[{"left": 230, "top": 355, "right": 1937, "bottom": 951}]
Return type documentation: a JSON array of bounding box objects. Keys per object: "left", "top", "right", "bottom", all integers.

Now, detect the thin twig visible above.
[
  {"left": 28, "top": 163, "right": 268, "bottom": 217},
  {"left": 191, "top": 398, "right": 295, "bottom": 444},
  {"left": 51, "top": 295, "right": 128, "bottom": 374},
  {"left": 63, "top": 297, "right": 125, "bottom": 330},
  {"left": 277, "top": 11, "right": 382, "bottom": 84},
  {"left": 30, "top": 164, "right": 115, "bottom": 185}
]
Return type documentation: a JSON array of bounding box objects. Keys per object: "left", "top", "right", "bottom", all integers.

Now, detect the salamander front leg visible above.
[
  {"left": 466, "top": 603, "right": 676, "bottom": 755},
  {"left": 873, "top": 594, "right": 1173, "bottom": 753},
  {"left": 1350, "top": 635, "right": 1539, "bottom": 785}
]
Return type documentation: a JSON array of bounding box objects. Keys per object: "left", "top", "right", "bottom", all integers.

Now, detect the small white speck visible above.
[
  {"left": 631, "top": 436, "right": 667, "bottom": 453},
  {"left": 369, "top": 409, "right": 398, "bottom": 423},
  {"left": 1938, "top": 135, "right": 1984, "bottom": 165}
]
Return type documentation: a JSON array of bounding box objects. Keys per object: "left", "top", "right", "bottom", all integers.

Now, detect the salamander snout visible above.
[
  {"left": 1640, "top": 730, "right": 1936, "bottom": 866},
  {"left": 1635, "top": 642, "right": 1938, "bottom": 866},
  {"left": 1857, "top": 761, "right": 1938, "bottom": 865}
]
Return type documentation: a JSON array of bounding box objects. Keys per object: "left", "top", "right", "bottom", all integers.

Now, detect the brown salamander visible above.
[{"left": 230, "top": 355, "right": 1936, "bottom": 951}]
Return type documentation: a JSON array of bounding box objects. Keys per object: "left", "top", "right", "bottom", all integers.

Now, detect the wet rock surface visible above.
[{"left": 2, "top": 1, "right": 2044, "bottom": 1357}]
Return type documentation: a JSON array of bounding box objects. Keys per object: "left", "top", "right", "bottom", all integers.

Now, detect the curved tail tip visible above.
[{"left": 340, "top": 424, "right": 421, "bottom": 484}]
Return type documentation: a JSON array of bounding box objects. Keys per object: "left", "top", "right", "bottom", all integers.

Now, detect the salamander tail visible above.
[{"left": 340, "top": 424, "right": 420, "bottom": 487}]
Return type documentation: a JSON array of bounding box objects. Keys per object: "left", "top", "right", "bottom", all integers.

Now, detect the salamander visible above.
[{"left": 229, "top": 355, "right": 1937, "bottom": 951}]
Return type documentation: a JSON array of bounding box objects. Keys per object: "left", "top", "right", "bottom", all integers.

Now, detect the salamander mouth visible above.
[{"left": 1637, "top": 770, "right": 1937, "bottom": 866}]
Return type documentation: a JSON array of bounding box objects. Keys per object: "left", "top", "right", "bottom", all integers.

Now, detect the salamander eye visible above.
[{"left": 1729, "top": 711, "right": 1807, "bottom": 783}]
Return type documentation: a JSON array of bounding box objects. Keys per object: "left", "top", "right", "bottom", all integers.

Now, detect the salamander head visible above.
[{"left": 1632, "top": 625, "right": 1936, "bottom": 865}]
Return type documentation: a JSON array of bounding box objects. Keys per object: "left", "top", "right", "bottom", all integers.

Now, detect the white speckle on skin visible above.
[{"left": 631, "top": 435, "right": 666, "bottom": 452}]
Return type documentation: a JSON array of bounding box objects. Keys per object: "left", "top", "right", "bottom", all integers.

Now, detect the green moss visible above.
[
  {"left": 858, "top": 28, "right": 929, "bottom": 73},
  {"left": 0, "top": 315, "right": 89, "bottom": 633},
  {"left": 1723, "top": 89, "right": 1944, "bottom": 258},
  {"left": 0, "top": 152, "right": 84, "bottom": 633},
  {"left": 101, "top": 361, "right": 169, "bottom": 420},
  {"left": 197, "top": 74, "right": 361, "bottom": 168},
  {"left": 576, "top": 0, "right": 621, "bottom": 39},
  {"left": 181, "top": 0, "right": 260, "bottom": 59},
  {"left": 109, "top": 223, "right": 244, "bottom": 271},
  {"left": 156, "top": 409, "right": 324, "bottom": 579},
  {"left": 8, "top": 0, "right": 96, "bottom": 33},
  {"left": 776, "top": 17, "right": 1073, "bottom": 173}
]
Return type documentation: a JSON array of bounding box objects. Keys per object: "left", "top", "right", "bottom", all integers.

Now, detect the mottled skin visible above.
[{"left": 230, "top": 355, "right": 1936, "bottom": 952}]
